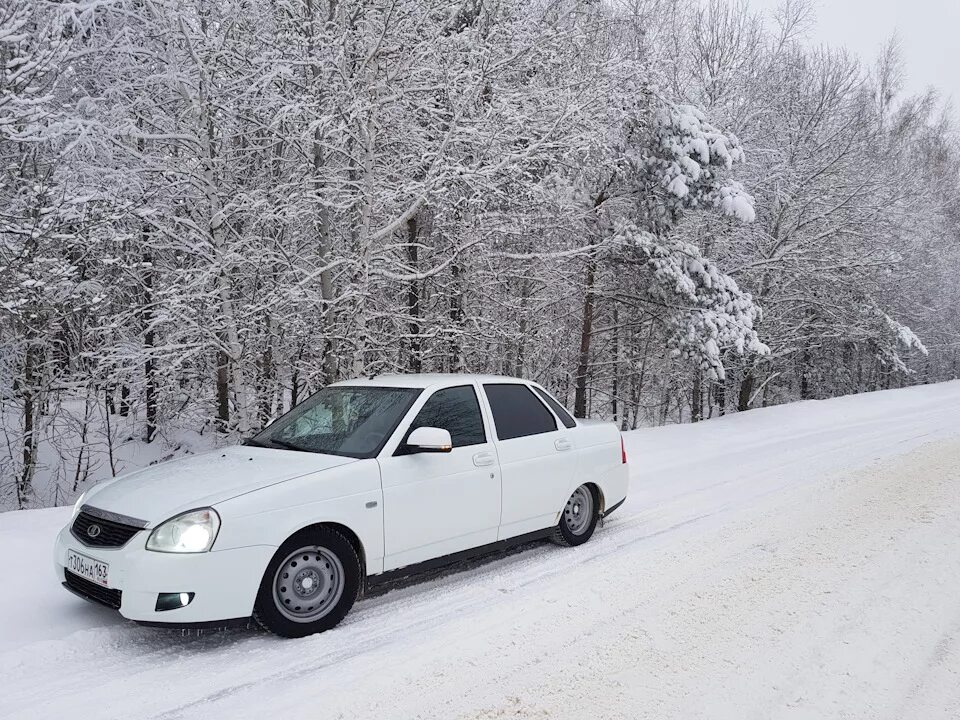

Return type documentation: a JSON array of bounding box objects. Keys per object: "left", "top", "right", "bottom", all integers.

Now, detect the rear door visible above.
[
  {"left": 379, "top": 384, "right": 501, "bottom": 571},
  {"left": 481, "top": 382, "right": 578, "bottom": 539}
]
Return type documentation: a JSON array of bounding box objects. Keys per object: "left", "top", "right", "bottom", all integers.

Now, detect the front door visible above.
[{"left": 379, "top": 384, "right": 501, "bottom": 571}]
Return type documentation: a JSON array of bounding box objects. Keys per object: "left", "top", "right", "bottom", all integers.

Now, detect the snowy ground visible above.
[{"left": 2, "top": 382, "right": 960, "bottom": 719}]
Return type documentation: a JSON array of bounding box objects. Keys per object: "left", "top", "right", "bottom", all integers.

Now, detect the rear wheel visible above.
[
  {"left": 253, "top": 526, "right": 360, "bottom": 638},
  {"left": 553, "top": 484, "right": 599, "bottom": 546}
]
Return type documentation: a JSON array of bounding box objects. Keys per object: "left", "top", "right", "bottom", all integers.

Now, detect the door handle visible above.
[
  {"left": 473, "top": 451, "right": 496, "bottom": 467},
  {"left": 554, "top": 439, "right": 572, "bottom": 452}
]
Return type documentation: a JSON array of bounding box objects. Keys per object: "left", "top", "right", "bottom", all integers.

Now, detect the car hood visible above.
[{"left": 83, "top": 446, "right": 356, "bottom": 524}]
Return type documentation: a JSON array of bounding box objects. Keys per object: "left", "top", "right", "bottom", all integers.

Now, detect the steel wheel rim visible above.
[
  {"left": 272, "top": 545, "right": 345, "bottom": 623},
  {"left": 564, "top": 485, "right": 593, "bottom": 536}
]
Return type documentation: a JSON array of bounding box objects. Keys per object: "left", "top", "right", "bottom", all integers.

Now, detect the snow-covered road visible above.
[{"left": 3, "top": 382, "right": 960, "bottom": 720}]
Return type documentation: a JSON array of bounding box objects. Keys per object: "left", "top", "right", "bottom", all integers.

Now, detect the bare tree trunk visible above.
[
  {"left": 406, "top": 217, "right": 422, "bottom": 373},
  {"left": 192, "top": 41, "right": 248, "bottom": 433},
  {"left": 574, "top": 241, "right": 597, "bottom": 418},
  {"left": 17, "top": 343, "right": 38, "bottom": 508},
  {"left": 611, "top": 304, "right": 619, "bottom": 424},
  {"left": 514, "top": 276, "right": 530, "bottom": 377},
  {"left": 119, "top": 385, "right": 130, "bottom": 417},
  {"left": 259, "top": 311, "right": 274, "bottom": 426},
  {"left": 448, "top": 261, "right": 465, "bottom": 371},
  {"left": 304, "top": 0, "right": 338, "bottom": 383},
  {"left": 799, "top": 350, "right": 811, "bottom": 400},
  {"left": 216, "top": 346, "right": 230, "bottom": 429},
  {"left": 144, "top": 346, "right": 156, "bottom": 442},
  {"left": 290, "top": 342, "right": 305, "bottom": 408},
  {"left": 351, "top": 71, "right": 379, "bottom": 377},
  {"left": 691, "top": 369, "right": 702, "bottom": 423},
  {"left": 143, "top": 243, "right": 157, "bottom": 443},
  {"left": 290, "top": 368, "right": 300, "bottom": 408},
  {"left": 628, "top": 320, "right": 654, "bottom": 429},
  {"left": 738, "top": 370, "right": 754, "bottom": 412},
  {"left": 103, "top": 386, "right": 117, "bottom": 477},
  {"left": 72, "top": 390, "right": 95, "bottom": 491},
  {"left": 314, "top": 138, "right": 337, "bottom": 384}
]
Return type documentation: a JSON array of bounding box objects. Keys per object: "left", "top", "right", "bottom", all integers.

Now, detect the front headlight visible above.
[{"left": 146, "top": 508, "right": 221, "bottom": 553}]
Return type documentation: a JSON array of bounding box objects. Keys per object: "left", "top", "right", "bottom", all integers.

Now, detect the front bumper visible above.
[{"left": 53, "top": 525, "right": 276, "bottom": 625}]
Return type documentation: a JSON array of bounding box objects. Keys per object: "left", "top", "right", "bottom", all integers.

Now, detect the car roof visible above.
[{"left": 331, "top": 373, "right": 533, "bottom": 390}]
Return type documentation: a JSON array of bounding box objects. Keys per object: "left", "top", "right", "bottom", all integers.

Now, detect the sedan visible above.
[{"left": 54, "top": 374, "right": 629, "bottom": 637}]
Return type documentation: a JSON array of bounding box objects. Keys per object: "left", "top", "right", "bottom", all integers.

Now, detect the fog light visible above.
[{"left": 156, "top": 592, "right": 195, "bottom": 611}]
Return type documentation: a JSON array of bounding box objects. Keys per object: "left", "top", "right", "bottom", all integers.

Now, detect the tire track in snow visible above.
[{"left": 2, "top": 475, "right": 746, "bottom": 720}]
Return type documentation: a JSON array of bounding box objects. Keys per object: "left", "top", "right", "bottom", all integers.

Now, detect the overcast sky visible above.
[{"left": 744, "top": 0, "right": 960, "bottom": 109}]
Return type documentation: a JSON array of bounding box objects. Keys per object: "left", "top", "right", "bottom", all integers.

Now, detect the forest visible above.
[{"left": 2, "top": 0, "right": 958, "bottom": 509}]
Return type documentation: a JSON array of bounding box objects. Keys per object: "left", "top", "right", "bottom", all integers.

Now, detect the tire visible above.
[
  {"left": 253, "top": 526, "right": 361, "bottom": 638},
  {"left": 553, "top": 483, "right": 600, "bottom": 547}
]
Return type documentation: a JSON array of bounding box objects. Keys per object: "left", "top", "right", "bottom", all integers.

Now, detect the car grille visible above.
[
  {"left": 71, "top": 510, "right": 143, "bottom": 548},
  {"left": 64, "top": 570, "right": 122, "bottom": 610}
]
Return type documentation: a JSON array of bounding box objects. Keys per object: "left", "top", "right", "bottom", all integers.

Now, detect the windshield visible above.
[{"left": 249, "top": 386, "right": 422, "bottom": 459}]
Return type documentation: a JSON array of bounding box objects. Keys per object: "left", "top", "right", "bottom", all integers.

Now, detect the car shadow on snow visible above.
[
  {"left": 362, "top": 538, "right": 550, "bottom": 599},
  {"left": 114, "top": 538, "right": 555, "bottom": 650}
]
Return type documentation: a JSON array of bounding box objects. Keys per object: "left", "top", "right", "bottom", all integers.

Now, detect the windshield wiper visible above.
[
  {"left": 266, "top": 438, "right": 317, "bottom": 453},
  {"left": 243, "top": 435, "right": 319, "bottom": 453}
]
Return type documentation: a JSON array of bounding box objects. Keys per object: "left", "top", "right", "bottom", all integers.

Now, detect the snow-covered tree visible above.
[{"left": 2, "top": 0, "right": 959, "bottom": 509}]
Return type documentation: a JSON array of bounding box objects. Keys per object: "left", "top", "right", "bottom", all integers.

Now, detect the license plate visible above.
[{"left": 66, "top": 549, "right": 110, "bottom": 587}]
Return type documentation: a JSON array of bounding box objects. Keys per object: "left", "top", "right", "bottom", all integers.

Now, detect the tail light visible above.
[{"left": 621, "top": 436, "right": 627, "bottom": 464}]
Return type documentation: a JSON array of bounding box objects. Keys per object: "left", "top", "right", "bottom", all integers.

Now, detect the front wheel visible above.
[
  {"left": 553, "top": 484, "right": 599, "bottom": 546},
  {"left": 253, "top": 526, "right": 361, "bottom": 638}
]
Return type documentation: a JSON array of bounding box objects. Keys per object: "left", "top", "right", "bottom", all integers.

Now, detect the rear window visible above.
[
  {"left": 532, "top": 387, "right": 577, "bottom": 428},
  {"left": 483, "top": 383, "right": 558, "bottom": 441}
]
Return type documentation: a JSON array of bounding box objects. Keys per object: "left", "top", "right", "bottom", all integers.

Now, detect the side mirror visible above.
[{"left": 406, "top": 426, "right": 453, "bottom": 453}]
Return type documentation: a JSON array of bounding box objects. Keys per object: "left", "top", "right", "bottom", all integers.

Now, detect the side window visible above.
[
  {"left": 483, "top": 383, "right": 558, "bottom": 441},
  {"left": 532, "top": 387, "right": 577, "bottom": 428},
  {"left": 401, "top": 385, "right": 486, "bottom": 450}
]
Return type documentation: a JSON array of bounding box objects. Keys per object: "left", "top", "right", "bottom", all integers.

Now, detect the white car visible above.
[{"left": 54, "top": 374, "right": 629, "bottom": 637}]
